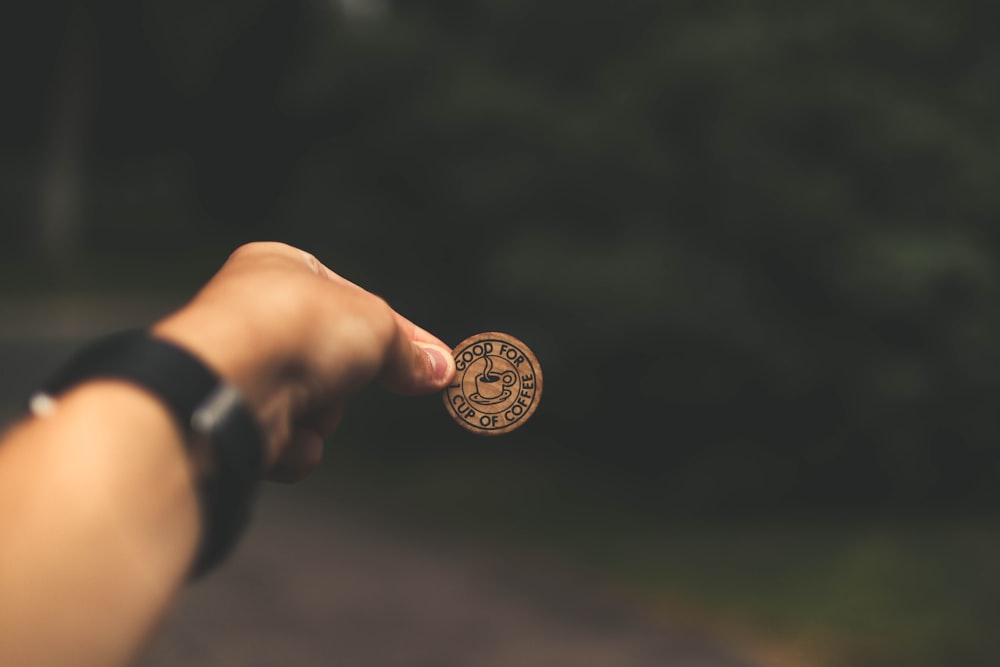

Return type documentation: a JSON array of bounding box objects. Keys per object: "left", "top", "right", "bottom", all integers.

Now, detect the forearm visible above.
[{"left": 0, "top": 381, "right": 199, "bottom": 667}]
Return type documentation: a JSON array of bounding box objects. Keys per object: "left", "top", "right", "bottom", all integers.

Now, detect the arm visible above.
[{"left": 0, "top": 242, "right": 456, "bottom": 667}]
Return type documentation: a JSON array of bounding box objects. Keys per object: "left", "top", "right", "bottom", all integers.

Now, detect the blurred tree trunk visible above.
[{"left": 38, "top": 7, "right": 95, "bottom": 268}]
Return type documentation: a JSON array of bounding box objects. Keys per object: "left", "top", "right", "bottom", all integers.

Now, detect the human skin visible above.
[{"left": 0, "top": 242, "right": 456, "bottom": 667}]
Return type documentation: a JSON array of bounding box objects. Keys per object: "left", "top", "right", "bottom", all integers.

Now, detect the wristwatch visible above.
[{"left": 28, "top": 328, "right": 265, "bottom": 580}]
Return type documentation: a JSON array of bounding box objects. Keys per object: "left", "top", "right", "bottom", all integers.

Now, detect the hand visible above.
[{"left": 152, "top": 242, "right": 456, "bottom": 482}]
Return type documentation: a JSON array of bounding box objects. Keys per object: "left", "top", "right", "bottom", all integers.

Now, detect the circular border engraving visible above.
[{"left": 443, "top": 332, "right": 543, "bottom": 435}]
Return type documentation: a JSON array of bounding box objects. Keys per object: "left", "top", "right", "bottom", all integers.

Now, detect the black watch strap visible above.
[{"left": 29, "top": 328, "right": 265, "bottom": 580}]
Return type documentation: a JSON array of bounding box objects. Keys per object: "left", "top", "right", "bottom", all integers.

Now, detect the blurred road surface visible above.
[
  {"left": 139, "top": 482, "right": 765, "bottom": 667},
  {"left": 0, "top": 322, "right": 772, "bottom": 667}
]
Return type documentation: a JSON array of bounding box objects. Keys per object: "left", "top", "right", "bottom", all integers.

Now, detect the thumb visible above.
[{"left": 378, "top": 338, "right": 456, "bottom": 395}]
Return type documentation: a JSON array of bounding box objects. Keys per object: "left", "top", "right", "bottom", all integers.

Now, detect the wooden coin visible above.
[{"left": 443, "top": 332, "right": 542, "bottom": 435}]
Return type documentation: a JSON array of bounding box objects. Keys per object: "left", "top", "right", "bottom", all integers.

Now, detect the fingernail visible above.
[{"left": 418, "top": 343, "right": 452, "bottom": 383}]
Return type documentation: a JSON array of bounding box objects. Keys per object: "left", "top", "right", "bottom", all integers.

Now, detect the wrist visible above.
[
  {"left": 30, "top": 328, "right": 266, "bottom": 579},
  {"left": 150, "top": 297, "right": 313, "bottom": 468},
  {"left": 151, "top": 308, "right": 281, "bottom": 397}
]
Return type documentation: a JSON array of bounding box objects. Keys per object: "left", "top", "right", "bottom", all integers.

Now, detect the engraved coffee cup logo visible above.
[{"left": 471, "top": 355, "right": 517, "bottom": 405}]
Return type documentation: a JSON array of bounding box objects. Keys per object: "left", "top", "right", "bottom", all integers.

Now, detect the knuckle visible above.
[
  {"left": 299, "top": 251, "right": 324, "bottom": 276},
  {"left": 229, "top": 241, "right": 295, "bottom": 261}
]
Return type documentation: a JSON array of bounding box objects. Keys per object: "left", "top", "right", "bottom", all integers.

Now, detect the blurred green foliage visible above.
[{"left": 3, "top": 0, "right": 1000, "bottom": 513}]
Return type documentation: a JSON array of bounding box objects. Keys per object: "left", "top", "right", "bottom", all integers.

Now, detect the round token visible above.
[{"left": 443, "top": 332, "right": 542, "bottom": 435}]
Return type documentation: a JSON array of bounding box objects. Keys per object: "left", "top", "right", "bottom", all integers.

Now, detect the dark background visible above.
[{"left": 2, "top": 2, "right": 999, "bottom": 665}]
